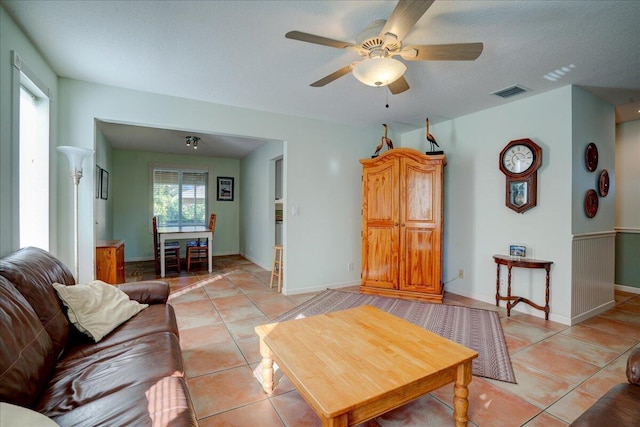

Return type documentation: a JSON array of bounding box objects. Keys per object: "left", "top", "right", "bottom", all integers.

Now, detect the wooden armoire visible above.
[{"left": 360, "top": 148, "right": 446, "bottom": 302}]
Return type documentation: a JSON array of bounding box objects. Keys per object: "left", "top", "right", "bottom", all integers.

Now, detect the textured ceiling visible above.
[{"left": 4, "top": 0, "right": 639, "bottom": 157}]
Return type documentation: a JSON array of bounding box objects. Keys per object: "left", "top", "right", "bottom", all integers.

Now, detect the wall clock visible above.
[{"left": 499, "top": 138, "right": 542, "bottom": 213}]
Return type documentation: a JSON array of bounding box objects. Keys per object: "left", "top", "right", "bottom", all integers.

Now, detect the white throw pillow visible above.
[{"left": 53, "top": 280, "right": 148, "bottom": 342}]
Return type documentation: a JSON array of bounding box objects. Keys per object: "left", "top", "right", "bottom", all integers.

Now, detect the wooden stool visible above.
[{"left": 270, "top": 245, "right": 283, "bottom": 292}]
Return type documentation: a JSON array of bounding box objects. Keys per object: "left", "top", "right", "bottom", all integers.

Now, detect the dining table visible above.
[{"left": 157, "top": 225, "right": 213, "bottom": 277}]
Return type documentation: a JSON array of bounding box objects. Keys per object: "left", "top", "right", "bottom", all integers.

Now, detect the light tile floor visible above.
[{"left": 126, "top": 256, "right": 640, "bottom": 427}]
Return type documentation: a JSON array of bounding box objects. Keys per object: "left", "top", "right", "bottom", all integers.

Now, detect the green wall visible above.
[
  {"left": 616, "top": 232, "right": 640, "bottom": 287},
  {"left": 112, "top": 149, "right": 240, "bottom": 261}
]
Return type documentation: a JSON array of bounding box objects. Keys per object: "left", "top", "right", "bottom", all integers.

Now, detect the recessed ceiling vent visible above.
[{"left": 492, "top": 85, "right": 529, "bottom": 99}]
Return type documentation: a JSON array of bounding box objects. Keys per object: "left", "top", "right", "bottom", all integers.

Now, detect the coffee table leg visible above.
[
  {"left": 259, "top": 339, "right": 275, "bottom": 393},
  {"left": 453, "top": 361, "right": 473, "bottom": 427},
  {"left": 321, "top": 414, "right": 348, "bottom": 427}
]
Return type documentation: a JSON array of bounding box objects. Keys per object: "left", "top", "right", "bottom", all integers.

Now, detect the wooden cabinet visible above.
[
  {"left": 360, "top": 148, "right": 445, "bottom": 302},
  {"left": 96, "top": 240, "right": 125, "bottom": 284}
]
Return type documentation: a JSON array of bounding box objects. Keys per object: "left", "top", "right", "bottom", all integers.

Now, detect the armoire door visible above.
[
  {"left": 399, "top": 158, "right": 442, "bottom": 293},
  {"left": 361, "top": 159, "right": 399, "bottom": 289}
]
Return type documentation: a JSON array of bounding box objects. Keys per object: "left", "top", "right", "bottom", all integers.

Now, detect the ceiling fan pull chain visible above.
[{"left": 385, "top": 89, "right": 389, "bottom": 109}]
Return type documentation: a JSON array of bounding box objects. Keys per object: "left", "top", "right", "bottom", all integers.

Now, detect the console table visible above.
[{"left": 493, "top": 254, "right": 553, "bottom": 320}]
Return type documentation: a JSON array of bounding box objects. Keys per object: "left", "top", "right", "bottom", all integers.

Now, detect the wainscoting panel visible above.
[{"left": 572, "top": 232, "right": 616, "bottom": 324}]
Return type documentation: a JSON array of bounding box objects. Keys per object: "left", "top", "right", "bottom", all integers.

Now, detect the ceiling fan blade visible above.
[
  {"left": 388, "top": 76, "right": 410, "bottom": 94},
  {"left": 401, "top": 43, "right": 484, "bottom": 61},
  {"left": 381, "top": 0, "right": 435, "bottom": 41},
  {"left": 310, "top": 65, "right": 354, "bottom": 87},
  {"left": 286, "top": 31, "right": 353, "bottom": 49}
]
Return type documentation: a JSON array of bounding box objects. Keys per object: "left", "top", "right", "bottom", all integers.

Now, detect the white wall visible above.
[
  {"left": 616, "top": 120, "right": 640, "bottom": 229},
  {"left": 240, "top": 140, "right": 283, "bottom": 270},
  {"left": 94, "top": 127, "right": 113, "bottom": 242},
  {"left": 57, "top": 78, "right": 378, "bottom": 287},
  {"left": 402, "top": 86, "right": 575, "bottom": 323}
]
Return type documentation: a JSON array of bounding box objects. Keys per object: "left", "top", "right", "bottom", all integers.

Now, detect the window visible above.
[
  {"left": 15, "top": 52, "right": 50, "bottom": 250},
  {"left": 152, "top": 168, "right": 208, "bottom": 226}
]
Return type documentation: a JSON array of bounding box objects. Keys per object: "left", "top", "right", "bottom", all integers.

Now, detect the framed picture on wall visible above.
[
  {"left": 217, "top": 177, "right": 234, "bottom": 201},
  {"left": 95, "top": 165, "right": 101, "bottom": 198},
  {"left": 100, "top": 169, "right": 109, "bottom": 200}
]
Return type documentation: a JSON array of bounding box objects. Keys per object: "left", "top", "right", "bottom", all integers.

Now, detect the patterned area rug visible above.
[{"left": 273, "top": 289, "right": 516, "bottom": 383}]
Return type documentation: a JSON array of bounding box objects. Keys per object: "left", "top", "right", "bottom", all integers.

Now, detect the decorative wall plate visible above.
[
  {"left": 585, "top": 143, "right": 598, "bottom": 172},
  {"left": 598, "top": 169, "right": 610, "bottom": 197},
  {"left": 584, "top": 189, "right": 599, "bottom": 218}
]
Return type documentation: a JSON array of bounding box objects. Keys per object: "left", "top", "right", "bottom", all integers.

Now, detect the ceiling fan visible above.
[{"left": 286, "top": 0, "right": 483, "bottom": 95}]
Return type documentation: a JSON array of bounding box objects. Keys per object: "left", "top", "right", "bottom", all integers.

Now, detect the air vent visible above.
[{"left": 492, "top": 85, "right": 529, "bottom": 99}]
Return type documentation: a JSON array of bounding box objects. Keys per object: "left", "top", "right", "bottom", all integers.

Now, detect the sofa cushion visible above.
[
  {"left": 0, "top": 247, "right": 75, "bottom": 358},
  {"left": 36, "top": 332, "right": 185, "bottom": 417},
  {"left": 0, "top": 276, "right": 56, "bottom": 408},
  {"left": 53, "top": 280, "right": 148, "bottom": 342},
  {"left": 63, "top": 303, "right": 179, "bottom": 360},
  {"left": 50, "top": 377, "right": 198, "bottom": 427}
]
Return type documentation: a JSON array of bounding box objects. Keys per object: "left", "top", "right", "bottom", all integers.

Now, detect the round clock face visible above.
[{"left": 502, "top": 144, "right": 535, "bottom": 174}]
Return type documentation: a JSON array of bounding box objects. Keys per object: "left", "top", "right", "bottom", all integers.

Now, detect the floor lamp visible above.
[{"left": 57, "top": 146, "right": 93, "bottom": 281}]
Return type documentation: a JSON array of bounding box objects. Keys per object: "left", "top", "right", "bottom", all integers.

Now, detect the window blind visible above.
[{"left": 153, "top": 169, "right": 207, "bottom": 226}]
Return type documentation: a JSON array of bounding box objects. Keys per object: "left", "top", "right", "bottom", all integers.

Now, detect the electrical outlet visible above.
[
  {"left": 347, "top": 262, "right": 354, "bottom": 272},
  {"left": 458, "top": 269, "right": 464, "bottom": 279}
]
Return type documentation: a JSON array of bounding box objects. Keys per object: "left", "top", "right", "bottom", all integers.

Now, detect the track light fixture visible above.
[{"left": 185, "top": 135, "right": 200, "bottom": 150}]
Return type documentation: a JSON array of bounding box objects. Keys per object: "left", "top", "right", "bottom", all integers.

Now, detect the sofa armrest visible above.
[
  {"left": 115, "top": 281, "right": 169, "bottom": 304},
  {"left": 627, "top": 347, "right": 640, "bottom": 385}
]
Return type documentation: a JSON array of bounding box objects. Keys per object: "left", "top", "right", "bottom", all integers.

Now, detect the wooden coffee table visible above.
[{"left": 255, "top": 305, "right": 478, "bottom": 427}]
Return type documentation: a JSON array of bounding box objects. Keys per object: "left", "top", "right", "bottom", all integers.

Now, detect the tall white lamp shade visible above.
[{"left": 57, "top": 146, "right": 93, "bottom": 281}]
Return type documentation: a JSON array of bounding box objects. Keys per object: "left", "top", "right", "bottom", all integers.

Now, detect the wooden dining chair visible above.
[
  {"left": 152, "top": 216, "right": 181, "bottom": 274},
  {"left": 186, "top": 213, "right": 216, "bottom": 272}
]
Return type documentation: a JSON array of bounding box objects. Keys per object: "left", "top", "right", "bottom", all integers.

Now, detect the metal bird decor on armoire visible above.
[
  {"left": 425, "top": 117, "right": 443, "bottom": 155},
  {"left": 372, "top": 124, "right": 394, "bottom": 158}
]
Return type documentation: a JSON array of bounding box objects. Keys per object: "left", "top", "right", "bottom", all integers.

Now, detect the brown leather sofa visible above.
[
  {"left": 570, "top": 347, "right": 640, "bottom": 426},
  {"left": 0, "top": 247, "right": 198, "bottom": 426}
]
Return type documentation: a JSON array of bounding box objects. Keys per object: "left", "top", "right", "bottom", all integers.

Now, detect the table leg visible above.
[
  {"left": 506, "top": 265, "right": 513, "bottom": 317},
  {"left": 453, "top": 361, "right": 473, "bottom": 427},
  {"left": 160, "top": 235, "right": 166, "bottom": 278},
  {"left": 321, "top": 414, "right": 348, "bottom": 427},
  {"left": 207, "top": 233, "right": 213, "bottom": 273},
  {"left": 259, "top": 339, "right": 275, "bottom": 394},
  {"left": 495, "top": 264, "right": 501, "bottom": 306},
  {"left": 544, "top": 266, "right": 551, "bottom": 320}
]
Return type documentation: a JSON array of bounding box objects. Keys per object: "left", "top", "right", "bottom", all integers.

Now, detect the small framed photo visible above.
[
  {"left": 95, "top": 165, "right": 101, "bottom": 198},
  {"left": 100, "top": 169, "right": 109, "bottom": 200},
  {"left": 509, "top": 245, "right": 526, "bottom": 258},
  {"left": 217, "top": 177, "right": 234, "bottom": 201}
]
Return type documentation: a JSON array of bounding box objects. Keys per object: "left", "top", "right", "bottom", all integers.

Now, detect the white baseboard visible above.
[
  {"left": 284, "top": 281, "right": 361, "bottom": 296},
  {"left": 615, "top": 284, "right": 640, "bottom": 294},
  {"left": 239, "top": 252, "right": 271, "bottom": 271},
  {"left": 125, "top": 252, "right": 240, "bottom": 264},
  {"left": 124, "top": 256, "right": 154, "bottom": 262},
  {"left": 444, "top": 286, "right": 573, "bottom": 325},
  {"left": 570, "top": 300, "right": 616, "bottom": 325}
]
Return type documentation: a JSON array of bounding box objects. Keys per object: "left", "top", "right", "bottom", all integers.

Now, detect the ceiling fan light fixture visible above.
[{"left": 352, "top": 57, "right": 406, "bottom": 87}]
